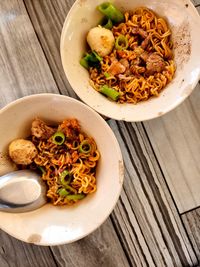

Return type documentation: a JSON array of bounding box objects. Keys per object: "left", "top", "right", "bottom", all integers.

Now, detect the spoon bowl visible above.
[{"left": 0, "top": 170, "right": 47, "bottom": 213}]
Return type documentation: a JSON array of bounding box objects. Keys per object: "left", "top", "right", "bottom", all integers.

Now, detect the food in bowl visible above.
[
  {"left": 80, "top": 3, "right": 175, "bottom": 104},
  {"left": 8, "top": 118, "right": 100, "bottom": 206}
]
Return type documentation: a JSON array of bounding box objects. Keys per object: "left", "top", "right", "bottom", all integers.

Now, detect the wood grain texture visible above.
[
  {"left": 182, "top": 208, "right": 200, "bottom": 262},
  {"left": 0, "top": 1, "right": 129, "bottom": 267},
  {"left": 144, "top": 84, "right": 200, "bottom": 213},
  {"left": 23, "top": 0, "right": 77, "bottom": 98},
  {"left": 0, "top": 0, "right": 59, "bottom": 109},
  {"left": 0, "top": 230, "right": 56, "bottom": 267},
  {"left": 109, "top": 120, "right": 197, "bottom": 267},
  {"left": 50, "top": 219, "right": 129, "bottom": 267}
]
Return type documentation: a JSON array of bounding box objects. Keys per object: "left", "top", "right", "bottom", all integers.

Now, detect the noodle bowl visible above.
[
  {"left": 61, "top": 0, "right": 200, "bottom": 121},
  {"left": 0, "top": 93, "right": 124, "bottom": 245},
  {"left": 9, "top": 118, "right": 100, "bottom": 206}
]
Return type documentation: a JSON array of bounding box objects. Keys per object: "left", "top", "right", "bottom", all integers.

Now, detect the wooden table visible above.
[{"left": 0, "top": 1, "right": 200, "bottom": 266}]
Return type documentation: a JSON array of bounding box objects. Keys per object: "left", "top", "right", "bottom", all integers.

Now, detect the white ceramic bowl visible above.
[
  {"left": 0, "top": 94, "right": 123, "bottom": 245},
  {"left": 60, "top": 0, "right": 200, "bottom": 121}
]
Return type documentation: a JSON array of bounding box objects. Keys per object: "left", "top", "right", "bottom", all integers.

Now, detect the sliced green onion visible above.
[
  {"left": 65, "top": 184, "right": 77, "bottom": 194},
  {"left": 92, "top": 51, "right": 102, "bottom": 62},
  {"left": 97, "top": 2, "right": 124, "bottom": 23},
  {"left": 60, "top": 170, "right": 70, "bottom": 186},
  {"left": 104, "top": 72, "right": 110, "bottom": 78},
  {"left": 80, "top": 51, "right": 102, "bottom": 69},
  {"left": 57, "top": 188, "right": 70, "bottom": 197},
  {"left": 66, "top": 194, "right": 86, "bottom": 201},
  {"left": 100, "top": 85, "right": 120, "bottom": 101},
  {"left": 115, "top": 35, "right": 128, "bottom": 50},
  {"left": 100, "top": 17, "right": 113, "bottom": 29},
  {"left": 80, "top": 58, "right": 89, "bottom": 69},
  {"left": 52, "top": 131, "right": 65, "bottom": 145},
  {"left": 79, "top": 140, "right": 91, "bottom": 154},
  {"left": 37, "top": 166, "right": 46, "bottom": 175}
]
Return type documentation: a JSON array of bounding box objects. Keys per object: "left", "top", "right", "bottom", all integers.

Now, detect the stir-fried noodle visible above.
[
  {"left": 89, "top": 7, "right": 175, "bottom": 103},
  {"left": 27, "top": 119, "right": 99, "bottom": 205}
]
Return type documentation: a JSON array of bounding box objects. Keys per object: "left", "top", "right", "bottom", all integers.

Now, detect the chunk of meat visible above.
[
  {"left": 140, "top": 51, "right": 149, "bottom": 61},
  {"left": 108, "top": 61, "right": 126, "bottom": 76},
  {"left": 119, "top": 58, "right": 131, "bottom": 75},
  {"left": 31, "top": 118, "right": 55, "bottom": 139},
  {"left": 9, "top": 139, "right": 37, "bottom": 165},
  {"left": 119, "top": 58, "right": 129, "bottom": 69},
  {"left": 132, "top": 27, "right": 148, "bottom": 39},
  {"left": 146, "top": 53, "right": 166, "bottom": 75}
]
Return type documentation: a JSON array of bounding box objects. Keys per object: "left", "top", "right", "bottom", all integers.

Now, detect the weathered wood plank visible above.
[
  {"left": 0, "top": 0, "right": 59, "bottom": 109},
  {"left": 50, "top": 219, "right": 130, "bottom": 267},
  {"left": 23, "top": 0, "right": 77, "bottom": 98},
  {"left": 0, "top": 1, "right": 130, "bottom": 267},
  {"left": 144, "top": 83, "right": 200, "bottom": 213},
  {"left": 0, "top": 230, "right": 56, "bottom": 267},
  {"left": 109, "top": 120, "right": 198, "bottom": 267},
  {"left": 192, "top": 0, "right": 200, "bottom": 6},
  {"left": 182, "top": 208, "right": 200, "bottom": 262},
  {"left": 182, "top": 209, "right": 200, "bottom": 267}
]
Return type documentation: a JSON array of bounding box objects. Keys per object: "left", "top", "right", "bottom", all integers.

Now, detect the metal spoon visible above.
[{"left": 0, "top": 170, "right": 47, "bottom": 213}]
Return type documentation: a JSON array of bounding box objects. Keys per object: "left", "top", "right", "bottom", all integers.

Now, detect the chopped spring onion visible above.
[
  {"left": 52, "top": 131, "right": 65, "bottom": 145},
  {"left": 66, "top": 194, "right": 86, "bottom": 201},
  {"left": 65, "top": 184, "right": 77, "bottom": 194},
  {"left": 60, "top": 170, "right": 71, "bottom": 186},
  {"left": 100, "top": 17, "right": 113, "bottom": 29},
  {"left": 100, "top": 85, "right": 120, "bottom": 101},
  {"left": 79, "top": 140, "right": 91, "bottom": 154},
  {"left": 80, "top": 58, "right": 89, "bottom": 69},
  {"left": 92, "top": 51, "right": 102, "bottom": 62},
  {"left": 97, "top": 2, "right": 124, "bottom": 23},
  {"left": 80, "top": 51, "right": 102, "bottom": 69},
  {"left": 115, "top": 35, "right": 128, "bottom": 50},
  {"left": 58, "top": 188, "right": 70, "bottom": 197}
]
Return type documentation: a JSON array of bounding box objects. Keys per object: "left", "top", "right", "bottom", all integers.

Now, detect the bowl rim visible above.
[
  {"left": 0, "top": 93, "right": 124, "bottom": 245},
  {"left": 60, "top": 0, "right": 200, "bottom": 122}
]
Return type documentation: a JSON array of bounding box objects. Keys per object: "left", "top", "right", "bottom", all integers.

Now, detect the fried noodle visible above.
[
  {"left": 29, "top": 119, "right": 100, "bottom": 206},
  {"left": 89, "top": 7, "right": 176, "bottom": 103}
]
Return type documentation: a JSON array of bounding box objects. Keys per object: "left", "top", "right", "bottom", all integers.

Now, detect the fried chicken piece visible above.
[{"left": 31, "top": 118, "right": 55, "bottom": 139}]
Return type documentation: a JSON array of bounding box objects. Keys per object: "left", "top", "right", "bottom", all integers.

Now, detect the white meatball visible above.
[
  {"left": 9, "top": 139, "right": 38, "bottom": 165},
  {"left": 87, "top": 26, "right": 115, "bottom": 57}
]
